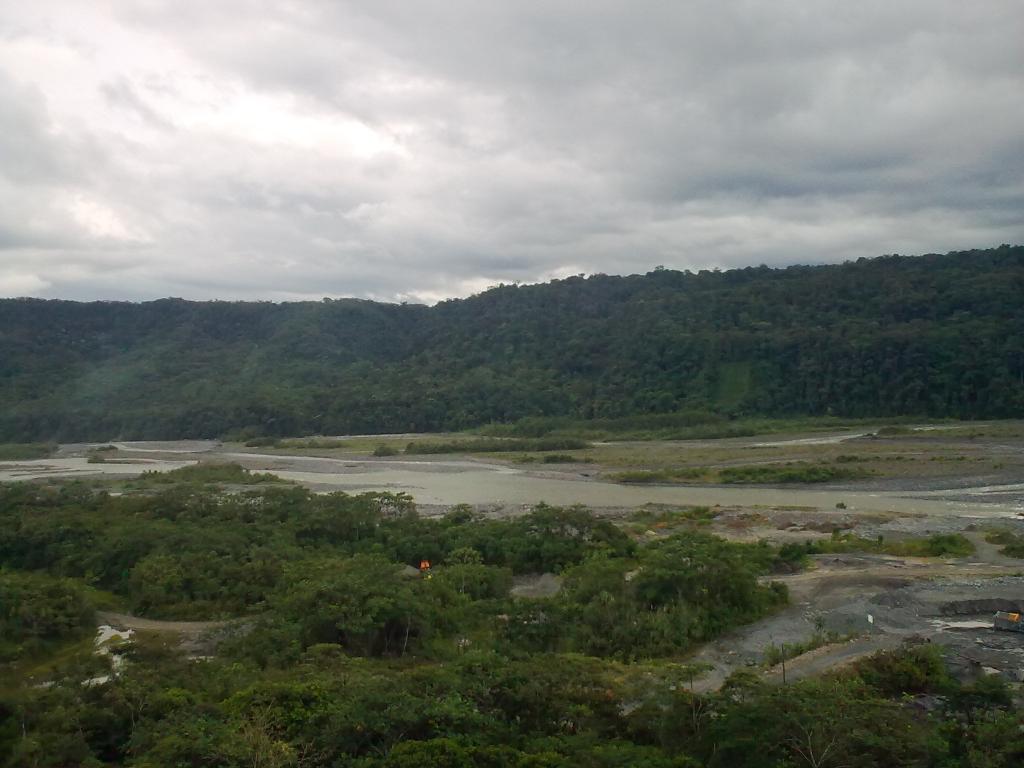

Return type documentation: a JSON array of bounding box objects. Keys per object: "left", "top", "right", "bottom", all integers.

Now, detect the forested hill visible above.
[{"left": 2, "top": 245, "right": 1023, "bottom": 441}]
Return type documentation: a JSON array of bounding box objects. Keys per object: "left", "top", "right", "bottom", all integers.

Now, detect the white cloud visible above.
[
  {"left": 0, "top": 271, "right": 51, "bottom": 297},
  {"left": 68, "top": 194, "right": 149, "bottom": 242}
]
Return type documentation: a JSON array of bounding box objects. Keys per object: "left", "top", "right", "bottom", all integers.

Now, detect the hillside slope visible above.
[{"left": 1, "top": 245, "right": 1022, "bottom": 440}]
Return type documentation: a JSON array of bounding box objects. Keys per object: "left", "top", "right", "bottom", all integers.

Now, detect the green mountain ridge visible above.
[{"left": 2, "top": 245, "right": 1023, "bottom": 441}]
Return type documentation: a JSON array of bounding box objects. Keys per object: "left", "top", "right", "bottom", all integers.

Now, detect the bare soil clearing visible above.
[
  {"left": 95, "top": 611, "right": 246, "bottom": 656},
  {"left": 510, "top": 573, "right": 563, "bottom": 598}
]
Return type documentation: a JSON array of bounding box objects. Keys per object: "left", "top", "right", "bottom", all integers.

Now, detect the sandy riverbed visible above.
[{"left": 4, "top": 438, "right": 1022, "bottom": 518}]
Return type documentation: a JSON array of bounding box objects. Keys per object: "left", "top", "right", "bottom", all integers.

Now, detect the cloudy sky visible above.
[{"left": 1, "top": 1, "right": 1022, "bottom": 303}]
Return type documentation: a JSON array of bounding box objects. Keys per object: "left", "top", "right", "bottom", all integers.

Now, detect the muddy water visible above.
[{"left": 2, "top": 449, "right": 1021, "bottom": 518}]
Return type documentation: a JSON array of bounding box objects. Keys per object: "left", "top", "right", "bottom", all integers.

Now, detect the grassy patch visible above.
[
  {"left": 244, "top": 436, "right": 365, "bottom": 449},
  {"left": 85, "top": 445, "right": 117, "bottom": 464},
  {"left": 612, "top": 462, "right": 871, "bottom": 485},
  {"left": 279, "top": 437, "right": 354, "bottom": 449},
  {"left": 763, "top": 630, "right": 848, "bottom": 667},
  {"left": 628, "top": 506, "right": 719, "bottom": 528},
  {"left": 797, "top": 532, "right": 974, "bottom": 558},
  {"left": 479, "top": 414, "right": 927, "bottom": 442},
  {"left": 133, "top": 462, "right": 285, "bottom": 486},
  {"left": 405, "top": 437, "right": 589, "bottom": 454},
  {"left": 0, "top": 443, "right": 56, "bottom": 460},
  {"left": 875, "top": 426, "right": 914, "bottom": 436},
  {"left": 718, "top": 463, "right": 871, "bottom": 484},
  {"left": 985, "top": 530, "right": 1024, "bottom": 558},
  {"left": 514, "top": 453, "right": 593, "bottom": 464},
  {"left": 613, "top": 467, "right": 712, "bottom": 484},
  {"left": 244, "top": 436, "right": 282, "bottom": 447},
  {"left": 915, "top": 423, "right": 1024, "bottom": 439}
]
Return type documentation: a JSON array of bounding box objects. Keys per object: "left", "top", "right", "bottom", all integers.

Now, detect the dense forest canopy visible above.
[
  {"left": 1, "top": 477, "right": 1021, "bottom": 766},
  {"left": 1, "top": 245, "right": 1022, "bottom": 441}
]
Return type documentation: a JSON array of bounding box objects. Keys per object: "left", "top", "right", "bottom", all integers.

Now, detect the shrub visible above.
[{"left": 0, "top": 571, "right": 94, "bottom": 658}]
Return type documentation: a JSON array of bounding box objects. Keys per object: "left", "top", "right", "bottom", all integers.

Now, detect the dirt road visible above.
[
  {"left": 95, "top": 611, "right": 245, "bottom": 656},
  {"left": 96, "top": 611, "right": 233, "bottom": 633}
]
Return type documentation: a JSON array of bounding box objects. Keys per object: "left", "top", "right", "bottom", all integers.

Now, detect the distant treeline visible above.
[{"left": 1, "top": 245, "right": 1022, "bottom": 441}]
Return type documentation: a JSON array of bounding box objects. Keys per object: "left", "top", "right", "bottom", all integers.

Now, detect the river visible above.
[{"left": 1, "top": 446, "right": 1021, "bottom": 518}]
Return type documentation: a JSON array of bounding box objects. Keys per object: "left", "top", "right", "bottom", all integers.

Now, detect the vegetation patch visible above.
[
  {"left": 480, "top": 409, "right": 728, "bottom": 439},
  {"left": 243, "top": 436, "right": 282, "bottom": 447},
  {"left": 85, "top": 446, "right": 118, "bottom": 463},
  {"left": 514, "top": 453, "right": 592, "bottom": 464},
  {"left": 0, "top": 570, "right": 94, "bottom": 661},
  {"left": 279, "top": 437, "right": 352, "bottom": 449},
  {"left": 763, "top": 629, "right": 849, "bottom": 667},
  {"left": 613, "top": 467, "right": 711, "bottom": 483},
  {"left": 627, "top": 505, "right": 719, "bottom": 528},
  {"left": 134, "top": 462, "right": 285, "bottom": 486},
  {"left": 613, "top": 461, "right": 871, "bottom": 485},
  {"left": 985, "top": 529, "right": 1024, "bottom": 558},
  {"left": 718, "top": 462, "right": 871, "bottom": 484},
  {"left": 482, "top": 413, "right": 928, "bottom": 442},
  {"left": 404, "top": 437, "right": 589, "bottom": 454},
  {"left": 781, "top": 531, "right": 974, "bottom": 559},
  {"left": 875, "top": 425, "right": 914, "bottom": 436},
  {"left": 0, "top": 443, "right": 56, "bottom": 461}
]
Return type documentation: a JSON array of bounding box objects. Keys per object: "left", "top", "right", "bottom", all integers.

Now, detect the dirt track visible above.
[
  {"left": 95, "top": 611, "right": 245, "bottom": 656},
  {"left": 96, "top": 611, "right": 233, "bottom": 634}
]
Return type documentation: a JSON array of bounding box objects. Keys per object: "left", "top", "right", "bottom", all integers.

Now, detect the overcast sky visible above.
[{"left": 1, "top": 1, "right": 1022, "bottom": 303}]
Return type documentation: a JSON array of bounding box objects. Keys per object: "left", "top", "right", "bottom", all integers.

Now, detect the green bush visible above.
[
  {"left": 0, "top": 570, "right": 94, "bottom": 658},
  {"left": 853, "top": 643, "right": 952, "bottom": 696},
  {"left": 613, "top": 467, "right": 708, "bottom": 483}
]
